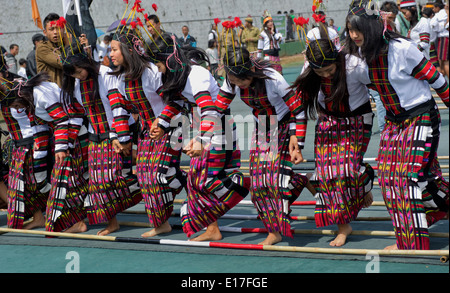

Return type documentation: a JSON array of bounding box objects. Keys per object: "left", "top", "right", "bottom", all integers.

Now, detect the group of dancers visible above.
[{"left": 0, "top": 0, "right": 448, "bottom": 250}]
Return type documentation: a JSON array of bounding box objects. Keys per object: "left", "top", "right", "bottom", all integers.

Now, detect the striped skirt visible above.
[
  {"left": 137, "top": 129, "right": 186, "bottom": 228},
  {"left": 429, "top": 42, "right": 440, "bottom": 68},
  {"left": 311, "top": 112, "right": 374, "bottom": 227},
  {"left": 45, "top": 138, "right": 88, "bottom": 232},
  {"left": 264, "top": 54, "right": 283, "bottom": 74},
  {"left": 250, "top": 116, "right": 309, "bottom": 238},
  {"left": 181, "top": 116, "right": 249, "bottom": 238},
  {"left": 84, "top": 137, "right": 142, "bottom": 224},
  {"left": 436, "top": 37, "right": 449, "bottom": 61},
  {"left": 7, "top": 145, "right": 49, "bottom": 228},
  {"left": 378, "top": 102, "right": 449, "bottom": 250}
]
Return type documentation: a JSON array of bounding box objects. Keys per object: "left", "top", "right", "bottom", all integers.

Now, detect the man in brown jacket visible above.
[{"left": 36, "top": 13, "right": 69, "bottom": 88}]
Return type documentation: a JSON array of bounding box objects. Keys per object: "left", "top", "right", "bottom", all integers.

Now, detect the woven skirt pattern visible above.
[
  {"left": 378, "top": 104, "right": 449, "bottom": 250},
  {"left": 249, "top": 118, "right": 308, "bottom": 238},
  {"left": 7, "top": 146, "right": 48, "bottom": 228},
  {"left": 45, "top": 139, "right": 88, "bottom": 232},
  {"left": 181, "top": 145, "right": 248, "bottom": 238},
  {"left": 311, "top": 113, "right": 374, "bottom": 227},
  {"left": 84, "top": 139, "right": 142, "bottom": 224},
  {"left": 436, "top": 37, "right": 449, "bottom": 61},
  {"left": 136, "top": 129, "right": 186, "bottom": 228}
]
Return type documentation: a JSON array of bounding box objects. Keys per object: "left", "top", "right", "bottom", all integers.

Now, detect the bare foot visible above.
[
  {"left": 141, "top": 220, "right": 172, "bottom": 238},
  {"left": 97, "top": 217, "right": 120, "bottom": 236},
  {"left": 384, "top": 243, "right": 398, "bottom": 250},
  {"left": 190, "top": 222, "right": 222, "bottom": 242},
  {"left": 362, "top": 191, "right": 373, "bottom": 208},
  {"left": 24, "top": 211, "right": 45, "bottom": 230},
  {"left": 258, "top": 232, "right": 282, "bottom": 245},
  {"left": 65, "top": 221, "right": 88, "bottom": 233},
  {"left": 330, "top": 224, "right": 352, "bottom": 247}
]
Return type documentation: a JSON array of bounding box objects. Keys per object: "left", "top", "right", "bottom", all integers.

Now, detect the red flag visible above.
[{"left": 31, "top": 0, "right": 43, "bottom": 30}]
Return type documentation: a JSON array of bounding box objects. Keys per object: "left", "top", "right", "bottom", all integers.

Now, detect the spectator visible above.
[
  {"left": 208, "top": 23, "right": 219, "bottom": 42},
  {"left": 36, "top": 12, "right": 69, "bottom": 87},
  {"left": 98, "top": 34, "right": 112, "bottom": 66},
  {"left": 328, "top": 18, "right": 339, "bottom": 33},
  {"left": 206, "top": 39, "right": 219, "bottom": 80},
  {"left": 17, "top": 58, "right": 27, "bottom": 78},
  {"left": 178, "top": 25, "right": 197, "bottom": 47},
  {"left": 26, "top": 33, "right": 45, "bottom": 77},
  {"left": 240, "top": 17, "right": 260, "bottom": 54},
  {"left": 5, "top": 44, "right": 19, "bottom": 74},
  {"left": 285, "top": 10, "right": 295, "bottom": 41}
]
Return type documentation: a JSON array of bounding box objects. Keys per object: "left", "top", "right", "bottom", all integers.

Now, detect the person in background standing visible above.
[
  {"left": 5, "top": 44, "right": 19, "bottom": 75},
  {"left": 17, "top": 59, "right": 27, "bottom": 79},
  {"left": 98, "top": 34, "right": 112, "bottom": 66},
  {"left": 328, "top": 18, "right": 339, "bottom": 33},
  {"left": 285, "top": 10, "right": 295, "bottom": 42},
  {"left": 26, "top": 34, "right": 45, "bottom": 78},
  {"left": 179, "top": 25, "right": 197, "bottom": 47},
  {"left": 240, "top": 17, "right": 260, "bottom": 55},
  {"left": 206, "top": 39, "right": 219, "bottom": 80}
]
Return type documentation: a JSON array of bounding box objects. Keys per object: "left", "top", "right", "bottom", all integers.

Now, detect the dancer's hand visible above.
[
  {"left": 150, "top": 118, "right": 164, "bottom": 140},
  {"left": 183, "top": 138, "right": 203, "bottom": 158},
  {"left": 112, "top": 140, "right": 131, "bottom": 156},
  {"left": 289, "top": 135, "right": 303, "bottom": 165},
  {"left": 55, "top": 150, "right": 68, "bottom": 165}
]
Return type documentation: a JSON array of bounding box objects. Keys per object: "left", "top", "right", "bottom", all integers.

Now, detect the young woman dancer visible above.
[
  {"left": 149, "top": 34, "right": 249, "bottom": 242},
  {"left": 61, "top": 46, "right": 143, "bottom": 236},
  {"left": 0, "top": 70, "right": 87, "bottom": 232},
  {"left": 291, "top": 36, "right": 375, "bottom": 247},
  {"left": 23, "top": 73, "right": 88, "bottom": 233},
  {"left": 108, "top": 31, "right": 187, "bottom": 238},
  {"left": 346, "top": 1, "right": 449, "bottom": 250},
  {"left": 0, "top": 71, "right": 50, "bottom": 230},
  {"left": 214, "top": 47, "right": 309, "bottom": 245}
]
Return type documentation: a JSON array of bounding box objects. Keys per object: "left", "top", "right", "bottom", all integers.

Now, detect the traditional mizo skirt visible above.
[
  {"left": 264, "top": 54, "right": 283, "bottom": 74},
  {"left": 429, "top": 41, "right": 440, "bottom": 69},
  {"left": 45, "top": 129, "right": 89, "bottom": 232},
  {"left": 181, "top": 115, "right": 249, "bottom": 238},
  {"left": 7, "top": 142, "right": 49, "bottom": 229},
  {"left": 311, "top": 112, "right": 374, "bottom": 227},
  {"left": 84, "top": 132, "right": 142, "bottom": 225},
  {"left": 436, "top": 37, "right": 449, "bottom": 61},
  {"left": 378, "top": 100, "right": 449, "bottom": 250},
  {"left": 249, "top": 115, "right": 308, "bottom": 238},
  {"left": 137, "top": 127, "right": 186, "bottom": 228}
]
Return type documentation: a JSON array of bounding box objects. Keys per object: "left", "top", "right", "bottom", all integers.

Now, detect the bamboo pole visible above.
[
  {"left": 113, "top": 222, "right": 449, "bottom": 238},
  {"left": 121, "top": 210, "right": 393, "bottom": 221},
  {"left": 0, "top": 227, "right": 447, "bottom": 261}
]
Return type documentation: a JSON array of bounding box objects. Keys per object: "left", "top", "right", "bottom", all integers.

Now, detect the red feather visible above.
[
  {"left": 214, "top": 18, "right": 221, "bottom": 26},
  {"left": 152, "top": 3, "right": 158, "bottom": 12},
  {"left": 234, "top": 17, "right": 242, "bottom": 27},
  {"left": 130, "top": 21, "right": 137, "bottom": 29},
  {"left": 136, "top": 17, "right": 143, "bottom": 27}
]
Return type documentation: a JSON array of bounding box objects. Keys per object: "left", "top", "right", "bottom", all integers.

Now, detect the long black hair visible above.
[
  {"left": 61, "top": 47, "right": 101, "bottom": 112},
  {"left": 1, "top": 72, "right": 49, "bottom": 114},
  {"left": 344, "top": 1, "right": 405, "bottom": 64},
  {"left": 109, "top": 30, "right": 153, "bottom": 81},
  {"left": 148, "top": 33, "right": 210, "bottom": 103},
  {"left": 291, "top": 39, "right": 348, "bottom": 119},
  {"left": 223, "top": 47, "right": 273, "bottom": 97}
]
